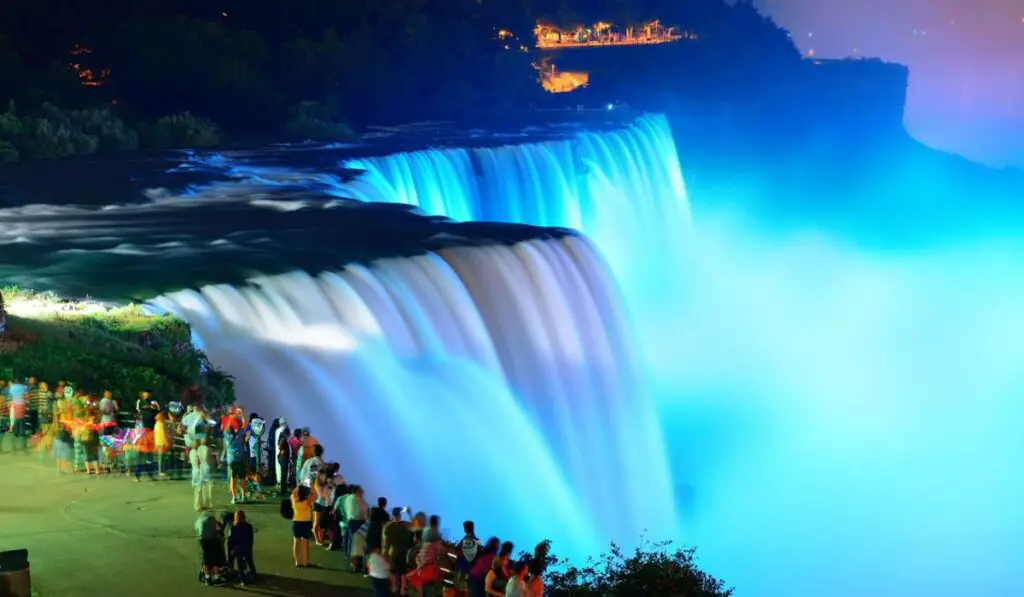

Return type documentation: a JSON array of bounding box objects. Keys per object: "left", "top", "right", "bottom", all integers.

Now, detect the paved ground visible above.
[{"left": 0, "top": 446, "right": 371, "bottom": 597}]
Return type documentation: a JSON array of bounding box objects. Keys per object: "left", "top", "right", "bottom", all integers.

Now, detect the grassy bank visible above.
[{"left": 0, "top": 286, "right": 233, "bottom": 404}]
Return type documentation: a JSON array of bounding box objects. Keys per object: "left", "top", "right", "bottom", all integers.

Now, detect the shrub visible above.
[
  {"left": 19, "top": 115, "right": 89, "bottom": 159},
  {"left": 284, "top": 100, "right": 358, "bottom": 142},
  {"left": 144, "top": 111, "right": 221, "bottom": 149},
  {"left": 65, "top": 106, "right": 140, "bottom": 152},
  {"left": 0, "top": 139, "right": 18, "bottom": 162},
  {"left": 0, "top": 101, "right": 137, "bottom": 160},
  {"left": 0, "top": 287, "right": 235, "bottom": 406},
  {"left": 539, "top": 540, "right": 733, "bottom": 597}
]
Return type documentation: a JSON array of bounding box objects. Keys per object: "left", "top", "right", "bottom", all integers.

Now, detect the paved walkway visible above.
[{"left": 0, "top": 450, "right": 371, "bottom": 597}]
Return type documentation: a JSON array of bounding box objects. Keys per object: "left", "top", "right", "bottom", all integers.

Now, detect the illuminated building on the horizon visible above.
[
  {"left": 69, "top": 45, "right": 110, "bottom": 88},
  {"left": 534, "top": 20, "right": 693, "bottom": 49}
]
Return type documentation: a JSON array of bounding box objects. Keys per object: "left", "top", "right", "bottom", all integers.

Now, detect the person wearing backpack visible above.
[{"left": 456, "top": 520, "right": 481, "bottom": 592}]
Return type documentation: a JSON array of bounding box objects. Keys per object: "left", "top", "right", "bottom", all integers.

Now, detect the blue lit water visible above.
[{"left": 2, "top": 115, "right": 1022, "bottom": 597}]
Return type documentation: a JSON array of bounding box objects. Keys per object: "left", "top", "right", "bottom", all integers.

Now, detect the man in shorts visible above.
[{"left": 225, "top": 429, "right": 248, "bottom": 504}]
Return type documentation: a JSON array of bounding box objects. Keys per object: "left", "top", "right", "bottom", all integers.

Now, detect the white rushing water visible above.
[{"left": 153, "top": 235, "right": 675, "bottom": 559}]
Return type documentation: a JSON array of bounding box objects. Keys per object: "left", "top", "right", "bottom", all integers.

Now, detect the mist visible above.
[{"left": 647, "top": 209, "right": 1024, "bottom": 596}]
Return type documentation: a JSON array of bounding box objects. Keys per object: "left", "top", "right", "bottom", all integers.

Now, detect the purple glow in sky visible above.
[{"left": 757, "top": 0, "right": 1024, "bottom": 168}]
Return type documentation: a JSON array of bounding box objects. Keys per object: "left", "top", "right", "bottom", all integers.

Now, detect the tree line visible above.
[{"left": 0, "top": 0, "right": 801, "bottom": 161}]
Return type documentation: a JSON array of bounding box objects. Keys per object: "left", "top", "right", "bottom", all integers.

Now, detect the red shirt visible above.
[{"left": 221, "top": 415, "right": 243, "bottom": 433}]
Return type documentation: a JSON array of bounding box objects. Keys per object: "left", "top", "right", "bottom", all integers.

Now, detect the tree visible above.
[{"left": 540, "top": 540, "right": 733, "bottom": 597}]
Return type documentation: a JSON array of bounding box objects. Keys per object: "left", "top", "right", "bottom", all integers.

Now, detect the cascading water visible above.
[
  {"left": 8, "top": 108, "right": 1019, "bottom": 596},
  {"left": 341, "top": 114, "right": 691, "bottom": 300},
  {"left": 141, "top": 114, "right": 689, "bottom": 558},
  {"left": 153, "top": 235, "right": 676, "bottom": 558}
]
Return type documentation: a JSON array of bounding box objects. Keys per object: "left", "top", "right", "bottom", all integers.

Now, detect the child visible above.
[
  {"left": 196, "top": 510, "right": 224, "bottom": 585},
  {"left": 229, "top": 510, "right": 257, "bottom": 585},
  {"left": 455, "top": 520, "right": 480, "bottom": 591},
  {"left": 367, "top": 545, "right": 392, "bottom": 597}
]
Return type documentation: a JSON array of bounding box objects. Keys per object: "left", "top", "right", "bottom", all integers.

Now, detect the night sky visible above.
[{"left": 758, "top": 0, "right": 1024, "bottom": 168}]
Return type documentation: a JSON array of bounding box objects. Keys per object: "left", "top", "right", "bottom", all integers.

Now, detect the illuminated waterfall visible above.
[
  {"left": 341, "top": 114, "right": 691, "bottom": 293},
  {"left": 137, "top": 114, "right": 689, "bottom": 557},
  {"left": 153, "top": 235, "right": 676, "bottom": 558}
]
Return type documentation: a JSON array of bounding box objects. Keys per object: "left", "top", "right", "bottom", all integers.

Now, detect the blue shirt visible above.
[{"left": 226, "top": 431, "right": 246, "bottom": 463}]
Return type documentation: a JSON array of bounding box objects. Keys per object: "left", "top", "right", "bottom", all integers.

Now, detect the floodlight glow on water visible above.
[{"left": 137, "top": 114, "right": 1024, "bottom": 597}]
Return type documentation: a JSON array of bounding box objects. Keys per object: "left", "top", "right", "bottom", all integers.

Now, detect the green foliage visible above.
[
  {"left": 0, "top": 101, "right": 137, "bottom": 161},
  {"left": 62, "top": 105, "right": 140, "bottom": 152},
  {"left": 284, "top": 101, "right": 358, "bottom": 142},
  {"left": 0, "top": 287, "right": 235, "bottom": 406},
  {"left": 540, "top": 540, "right": 733, "bottom": 597},
  {"left": 143, "top": 111, "right": 221, "bottom": 149},
  {"left": 0, "top": 139, "right": 18, "bottom": 162}
]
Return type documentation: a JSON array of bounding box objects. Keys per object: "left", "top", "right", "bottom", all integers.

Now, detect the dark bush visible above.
[
  {"left": 283, "top": 100, "right": 358, "bottom": 142},
  {"left": 142, "top": 111, "right": 221, "bottom": 149},
  {"left": 536, "top": 539, "right": 733, "bottom": 597},
  {"left": 0, "top": 101, "right": 138, "bottom": 160},
  {"left": 0, "top": 139, "right": 18, "bottom": 162}
]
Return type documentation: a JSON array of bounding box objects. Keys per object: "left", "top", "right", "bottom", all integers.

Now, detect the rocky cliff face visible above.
[{"left": 798, "top": 58, "right": 910, "bottom": 143}]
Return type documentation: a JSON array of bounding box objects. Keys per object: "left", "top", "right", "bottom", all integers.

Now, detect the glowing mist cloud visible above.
[{"left": 658, "top": 212, "right": 1024, "bottom": 597}]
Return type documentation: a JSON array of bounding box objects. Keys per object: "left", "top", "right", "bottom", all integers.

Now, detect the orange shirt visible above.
[{"left": 301, "top": 436, "right": 319, "bottom": 459}]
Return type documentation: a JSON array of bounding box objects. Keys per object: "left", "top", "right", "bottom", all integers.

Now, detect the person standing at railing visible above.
[
  {"left": 276, "top": 425, "right": 293, "bottom": 495},
  {"left": 26, "top": 377, "right": 44, "bottom": 435},
  {"left": 98, "top": 391, "right": 118, "bottom": 436},
  {"left": 455, "top": 520, "right": 481, "bottom": 592},
  {"left": 0, "top": 381, "right": 7, "bottom": 453},
  {"left": 503, "top": 561, "right": 537, "bottom": 597},
  {"left": 134, "top": 398, "right": 159, "bottom": 480},
  {"left": 484, "top": 542, "right": 514, "bottom": 597},
  {"left": 8, "top": 380, "right": 27, "bottom": 452},
  {"left": 382, "top": 507, "right": 413, "bottom": 596},
  {"left": 468, "top": 538, "right": 500, "bottom": 597}
]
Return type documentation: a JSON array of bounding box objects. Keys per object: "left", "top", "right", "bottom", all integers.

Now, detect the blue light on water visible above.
[
  {"left": 151, "top": 115, "right": 1023, "bottom": 597},
  {"left": 327, "top": 116, "right": 1024, "bottom": 596}
]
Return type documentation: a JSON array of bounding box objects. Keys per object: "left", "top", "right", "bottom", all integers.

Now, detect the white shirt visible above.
[
  {"left": 367, "top": 552, "right": 391, "bottom": 579},
  {"left": 299, "top": 456, "right": 324, "bottom": 487},
  {"left": 181, "top": 411, "right": 200, "bottom": 437},
  {"left": 505, "top": 577, "right": 534, "bottom": 597}
]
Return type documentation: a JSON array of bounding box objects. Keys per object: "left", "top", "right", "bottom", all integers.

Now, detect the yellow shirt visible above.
[{"left": 291, "top": 489, "right": 314, "bottom": 522}]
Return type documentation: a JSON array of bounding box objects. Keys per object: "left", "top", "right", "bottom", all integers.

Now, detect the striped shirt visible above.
[
  {"left": 415, "top": 539, "right": 448, "bottom": 569},
  {"left": 30, "top": 390, "right": 51, "bottom": 412}
]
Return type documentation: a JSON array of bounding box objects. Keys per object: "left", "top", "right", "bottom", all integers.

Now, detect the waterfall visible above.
[
  {"left": 341, "top": 114, "right": 691, "bottom": 297},
  {"left": 154, "top": 234, "right": 677, "bottom": 558}
]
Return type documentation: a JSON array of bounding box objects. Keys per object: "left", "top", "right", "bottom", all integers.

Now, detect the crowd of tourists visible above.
[
  {"left": 1, "top": 377, "right": 549, "bottom": 596},
  {"left": 272, "top": 415, "right": 548, "bottom": 597}
]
